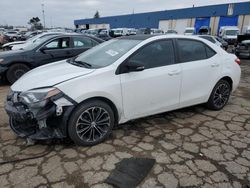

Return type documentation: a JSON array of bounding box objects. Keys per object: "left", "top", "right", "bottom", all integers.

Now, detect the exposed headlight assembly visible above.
[{"left": 19, "top": 88, "right": 61, "bottom": 108}]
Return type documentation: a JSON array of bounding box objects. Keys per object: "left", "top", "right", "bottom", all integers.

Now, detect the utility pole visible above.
[{"left": 41, "top": 4, "right": 46, "bottom": 29}]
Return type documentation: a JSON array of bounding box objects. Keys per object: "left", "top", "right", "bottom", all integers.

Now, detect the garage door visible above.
[
  {"left": 175, "top": 19, "right": 188, "bottom": 34},
  {"left": 194, "top": 17, "right": 210, "bottom": 33},
  {"left": 159, "top": 20, "right": 169, "bottom": 32},
  {"left": 218, "top": 16, "right": 238, "bottom": 34}
]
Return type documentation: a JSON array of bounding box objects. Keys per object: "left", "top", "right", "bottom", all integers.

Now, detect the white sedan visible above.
[{"left": 5, "top": 35, "right": 241, "bottom": 146}]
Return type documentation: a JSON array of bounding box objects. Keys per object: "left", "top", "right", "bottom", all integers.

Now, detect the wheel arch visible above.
[
  {"left": 73, "top": 96, "right": 120, "bottom": 126},
  {"left": 220, "top": 76, "right": 233, "bottom": 90},
  {"left": 7, "top": 61, "right": 33, "bottom": 69}
]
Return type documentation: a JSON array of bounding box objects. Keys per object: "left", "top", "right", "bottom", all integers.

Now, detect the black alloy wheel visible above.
[{"left": 68, "top": 100, "right": 115, "bottom": 146}]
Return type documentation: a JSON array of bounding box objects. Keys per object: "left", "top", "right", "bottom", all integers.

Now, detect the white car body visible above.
[
  {"left": 9, "top": 32, "right": 64, "bottom": 50},
  {"left": 2, "top": 41, "right": 26, "bottom": 48},
  {"left": 12, "top": 35, "right": 241, "bottom": 124}
]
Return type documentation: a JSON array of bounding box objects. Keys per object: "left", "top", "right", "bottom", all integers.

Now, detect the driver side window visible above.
[{"left": 128, "top": 40, "right": 175, "bottom": 69}]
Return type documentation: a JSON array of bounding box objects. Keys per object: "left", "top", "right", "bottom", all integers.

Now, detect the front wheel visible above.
[
  {"left": 68, "top": 100, "right": 115, "bottom": 146},
  {"left": 6, "top": 63, "right": 30, "bottom": 84},
  {"left": 206, "top": 79, "right": 231, "bottom": 110}
]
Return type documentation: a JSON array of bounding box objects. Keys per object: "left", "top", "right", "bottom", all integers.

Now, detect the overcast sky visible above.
[{"left": 0, "top": 0, "right": 248, "bottom": 28}]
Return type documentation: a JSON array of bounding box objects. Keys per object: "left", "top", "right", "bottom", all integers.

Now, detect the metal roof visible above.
[{"left": 74, "top": 2, "right": 250, "bottom": 29}]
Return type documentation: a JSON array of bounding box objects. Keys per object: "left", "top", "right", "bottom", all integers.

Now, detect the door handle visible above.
[
  {"left": 211, "top": 63, "right": 220, "bottom": 67},
  {"left": 168, "top": 70, "right": 181, "bottom": 76}
]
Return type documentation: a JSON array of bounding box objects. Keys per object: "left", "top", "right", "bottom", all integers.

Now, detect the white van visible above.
[
  {"left": 111, "top": 28, "right": 128, "bottom": 37},
  {"left": 219, "top": 26, "right": 239, "bottom": 44},
  {"left": 184, "top": 27, "right": 195, "bottom": 35}
]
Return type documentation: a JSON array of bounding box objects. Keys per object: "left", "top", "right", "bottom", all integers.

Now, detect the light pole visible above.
[{"left": 41, "top": 4, "right": 46, "bottom": 29}]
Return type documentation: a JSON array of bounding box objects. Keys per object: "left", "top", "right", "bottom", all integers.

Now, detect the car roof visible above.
[
  {"left": 47, "top": 34, "right": 104, "bottom": 43},
  {"left": 118, "top": 35, "right": 157, "bottom": 40}
]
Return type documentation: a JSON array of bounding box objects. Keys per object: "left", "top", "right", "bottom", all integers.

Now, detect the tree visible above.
[
  {"left": 94, "top": 11, "right": 100, "bottom": 18},
  {"left": 28, "top": 17, "right": 43, "bottom": 30}
]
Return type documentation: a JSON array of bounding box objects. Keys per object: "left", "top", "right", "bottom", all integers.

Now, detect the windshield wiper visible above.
[{"left": 68, "top": 58, "right": 92, "bottom": 68}]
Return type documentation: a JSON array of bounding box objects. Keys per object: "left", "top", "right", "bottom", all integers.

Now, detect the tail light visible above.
[{"left": 235, "top": 58, "right": 240, "bottom": 65}]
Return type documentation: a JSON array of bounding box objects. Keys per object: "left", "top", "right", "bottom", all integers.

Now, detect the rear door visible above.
[
  {"left": 176, "top": 39, "right": 221, "bottom": 107},
  {"left": 71, "top": 36, "right": 98, "bottom": 56}
]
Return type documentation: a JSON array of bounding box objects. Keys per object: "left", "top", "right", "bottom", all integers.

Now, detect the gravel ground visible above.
[{"left": 0, "top": 59, "right": 249, "bottom": 188}]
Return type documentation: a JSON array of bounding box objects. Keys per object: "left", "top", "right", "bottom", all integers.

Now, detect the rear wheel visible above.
[
  {"left": 68, "top": 100, "right": 115, "bottom": 146},
  {"left": 6, "top": 63, "right": 30, "bottom": 84},
  {"left": 206, "top": 79, "right": 231, "bottom": 110}
]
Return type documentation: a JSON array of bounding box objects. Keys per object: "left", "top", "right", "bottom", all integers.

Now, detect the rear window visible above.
[{"left": 177, "top": 39, "right": 216, "bottom": 62}]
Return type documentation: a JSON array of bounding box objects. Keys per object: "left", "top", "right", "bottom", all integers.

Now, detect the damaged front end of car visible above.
[{"left": 4, "top": 87, "right": 76, "bottom": 140}]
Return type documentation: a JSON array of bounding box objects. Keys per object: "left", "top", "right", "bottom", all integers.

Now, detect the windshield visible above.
[
  {"left": 71, "top": 39, "right": 141, "bottom": 68},
  {"left": 22, "top": 36, "right": 53, "bottom": 50},
  {"left": 225, "top": 30, "right": 239, "bottom": 36},
  {"left": 114, "top": 30, "right": 122, "bottom": 34}
]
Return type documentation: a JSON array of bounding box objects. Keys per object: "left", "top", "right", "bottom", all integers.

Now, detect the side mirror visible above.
[
  {"left": 40, "top": 47, "right": 47, "bottom": 54},
  {"left": 119, "top": 60, "right": 145, "bottom": 74}
]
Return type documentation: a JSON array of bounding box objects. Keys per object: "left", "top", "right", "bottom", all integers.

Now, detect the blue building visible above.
[{"left": 74, "top": 2, "right": 250, "bottom": 35}]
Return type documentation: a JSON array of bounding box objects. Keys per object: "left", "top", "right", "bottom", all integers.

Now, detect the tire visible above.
[
  {"left": 6, "top": 63, "right": 30, "bottom": 84},
  {"left": 206, "top": 79, "right": 231, "bottom": 110},
  {"left": 68, "top": 100, "right": 115, "bottom": 146}
]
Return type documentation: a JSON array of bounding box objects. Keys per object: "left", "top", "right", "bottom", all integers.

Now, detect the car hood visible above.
[
  {"left": 11, "top": 43, "right": 28, "bottom": 50},
  {"left": 11, "top": 60, "right": 95, "bottom": 92},
  {"left": 0, "top": 49, "right": 25, "bottom": 58},
  {"left": 2, "top": 41, "right": 25, "bottom": 47}
]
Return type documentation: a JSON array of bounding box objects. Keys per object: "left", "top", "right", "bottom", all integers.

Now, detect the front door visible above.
[
  {"left": 36, "top": 37, "right": 73, "bottom": 66},
  {"left": 119, "top": 39, "right": 182, "bottom": 120}
]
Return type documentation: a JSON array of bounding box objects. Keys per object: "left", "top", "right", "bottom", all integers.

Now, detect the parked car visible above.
[
  {"left": 198, "top": 35, "right": 228, "bottom": 50},
  {"left": 111, "top": 28, "right": 129, "bottom": 37},
  {"left": 19, "top": 30, "right": 43, "bottom": 41},
  {"left": 96, "top": 30, "right": 112, "bottom": 41},
  {"left": 235, "top": 40, "right": 250, "bottom": 59},
  {"left": 137, "top": 28, "right": 163, "bottom": 35},
  {"left": 165, "top": 29, "right": 178, "bottom": 34},
  {"left": 219, "top": 26, "right": 239, "bottom": 45},
  {"left": 4, "top": 35, "right": 241, "bottom": 146},
  {"left": 4, "top": 30, "right": 19, "bottom": 42},
  {"left": 137, "top": 28, "right": 151, "bottom": 34},
  {"left": 150, "top": 29, "right": 164, "bottom": 35},
  {"left": 2, "top": 32, "right": 64, "bottom": 51},
  {"left": 184, "top": 27, "right": 195, "bottom": 35},
  {"left": 84, "top": 29, "right": 105, "bottom": 36},
  {"left": 127, "top": 28, "right": 137, "bottom": 35},
  {"left": 0, "top": 34, "right": 104, "bottom": 83}
]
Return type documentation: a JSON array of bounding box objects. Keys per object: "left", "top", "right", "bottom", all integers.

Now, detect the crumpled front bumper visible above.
[{"left": 4, "top": 91, "right": 76, "bottom": 140}]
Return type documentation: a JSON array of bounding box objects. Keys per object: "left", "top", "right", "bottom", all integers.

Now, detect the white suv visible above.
[{"left": 5, "top": 35, "right": 241, "bottom": 146}]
